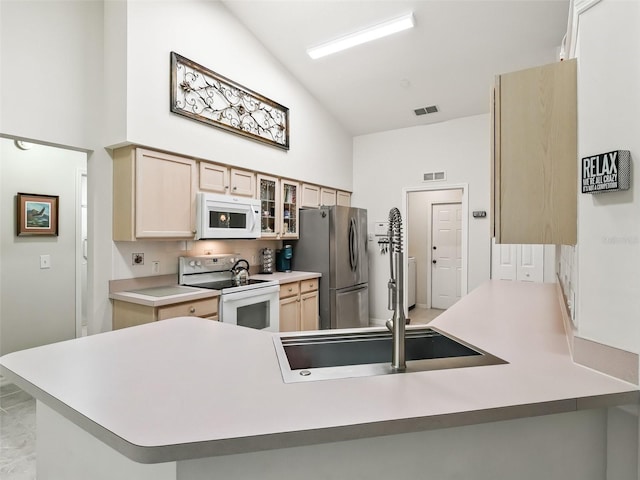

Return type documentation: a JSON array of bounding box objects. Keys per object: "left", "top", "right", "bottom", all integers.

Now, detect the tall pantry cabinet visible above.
[{"left": 492, "top": 59, "right": 577, "bottom": 245}]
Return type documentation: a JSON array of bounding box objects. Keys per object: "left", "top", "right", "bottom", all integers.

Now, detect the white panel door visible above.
[
  {"left": 491, "top": 240, "right": 517, "bottom": 281},
  {"left": 491, "top": 240, "right": 544, "bottom": 283},
  {"left": 431, "top": 203, "right": 462, "bottom": 309},
  {"left": 516, "top": 244, "right": 544, "bottom": 282}
]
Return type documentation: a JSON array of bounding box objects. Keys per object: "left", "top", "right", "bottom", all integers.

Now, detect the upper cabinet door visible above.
[
  {"left": 230, "top": 168, "right": 255, "bottom": 197},
  {"left": 199, "top": 162, "right": 229, "bottom": 193},
  {"left": 336, "top": 191, "right": 351, "bottom": 207},
  {"left": 493, "top": 59, "right": 577, "bottom": 245},
  {"left": 257, "top": 174, "right": 280, "bottom": 239},
  {"left": 134, "top": 148, "right": 196, "bottom": 239},
  {"left": 320, "top": 187, "right": 336, "bottom": 206},
  {"left": 301, "top": 183, "right": 320, "bottom": 208},
  {"left": 280, "top": 180, "right": 299, "bottom": 239}
]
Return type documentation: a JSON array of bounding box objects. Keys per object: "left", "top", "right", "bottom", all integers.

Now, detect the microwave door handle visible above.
[{"left": 250, "top": 207, "right": 260, "bottom": 232}]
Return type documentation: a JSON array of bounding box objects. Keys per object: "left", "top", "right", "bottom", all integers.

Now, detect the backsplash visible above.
[
  {"left": 557, "top": 244, "right": 578, "bottom": 327},
  {"left": 113, "top": 239, "right": 282, "bottom": 279}
]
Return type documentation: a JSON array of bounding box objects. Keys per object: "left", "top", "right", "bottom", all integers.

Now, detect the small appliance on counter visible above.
[
  {"left": 260, "top": 248, "right": 274, "bottom": 274},
  {"left": 275, "top": 245, "right": 293, "bottom": 272}
]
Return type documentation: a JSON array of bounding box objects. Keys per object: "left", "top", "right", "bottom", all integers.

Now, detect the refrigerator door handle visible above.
[{"left": 349, "top": 217, "right": 358, "bottom": 272}]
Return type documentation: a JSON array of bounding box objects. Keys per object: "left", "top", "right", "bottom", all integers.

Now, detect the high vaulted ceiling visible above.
[{"left": 222, "top": 0, "right": 570, "bottom": 136}]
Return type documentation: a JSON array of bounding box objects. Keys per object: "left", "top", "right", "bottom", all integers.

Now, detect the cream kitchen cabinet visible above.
[
  {"left": 301, "top": 183, "right": 321, "bottom": 208},
  {"left": 199, "top": 162, "right": 229, "bottom": 194},
  {"left": 492, "top": 59, "right": 577, "bottom": 245},
  {"left": 257, "top": 175, "right": 299, "bottom": 239},
  {"left": 230, "top": 168, "right": 256, "bottom": 197},
  {"left": 278, "top": 279, "right": 319, "bottom": 332},
  {"left": 301, "top": 183, "right": 350, "bottom": 208},
  {"left": 112, "top": 297, "right": 219, "bottom": 330},
  {"left": 113, "top": 147, "right": 196, "bottom": 241},
  {"left": 336, "top": 191, "right": 351, "bottom": 206},
  {"left": 320, "top": 187, "right": 336, "bottom": 206},
  {"left": 199, "top": 162, "right": 255, "bottom": 197}
]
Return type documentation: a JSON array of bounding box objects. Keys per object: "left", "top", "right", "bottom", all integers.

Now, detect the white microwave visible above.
[{"left": 195, "top": 192, "right": 261, "bottom": 239}]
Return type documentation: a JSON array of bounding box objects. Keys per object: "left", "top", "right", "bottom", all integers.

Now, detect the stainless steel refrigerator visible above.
[{"left": 293, "top": 206, "right": 369, "bottom": 329}]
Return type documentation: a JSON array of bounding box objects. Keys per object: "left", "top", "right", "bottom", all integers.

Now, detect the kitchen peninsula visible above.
[{"left": 1, "top": 281, "right": 637, "bottom": 479}]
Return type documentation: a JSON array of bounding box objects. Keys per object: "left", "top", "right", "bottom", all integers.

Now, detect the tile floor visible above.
[
  {"left": 0, "top": 309, "right": 444, "bottom": 479},
  {"left": 0, "top": 382, "right": 36, "bottom": 480},
  {"left": 407, "top": 307, "right": 444, "bottom": 324}
]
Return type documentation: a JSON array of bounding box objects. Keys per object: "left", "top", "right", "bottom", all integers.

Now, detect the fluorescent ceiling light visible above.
[{"left": 307, "top": 12, "right": 415, "bottom": 60}]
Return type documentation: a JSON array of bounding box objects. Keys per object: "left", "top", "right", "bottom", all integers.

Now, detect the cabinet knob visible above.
[
  {"left": 189, "top": 307, "right": 196, "bottom": 314},
  {"left": 225, "top": 185, "right": 229, "bottom": 190},
  {"left": 233, "top": 186, "right": 237, "bottom": 190}
]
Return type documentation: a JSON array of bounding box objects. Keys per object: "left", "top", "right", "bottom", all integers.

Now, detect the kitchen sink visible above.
[{"left": 273, "top": 326, "right": 506, "bottom": 383}]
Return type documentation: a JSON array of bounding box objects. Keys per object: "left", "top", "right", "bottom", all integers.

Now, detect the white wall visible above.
[
  {"left": 573, "top": 0, "right": 640, "bottom": 353},
  {"left": 407, "top": 188, "right": 463, "bottom": 308},
  {"left": 120, "top": 1, "right": 353, "bottom": 189},
  {"left": 1, "top": 0, "right": 354, "bottom": 336},
  {"left": 0, "top": 139, "right": 86, "bottom": 355},
  {"left": 353, "top": 114, "right": 491, "bottom": 320}
]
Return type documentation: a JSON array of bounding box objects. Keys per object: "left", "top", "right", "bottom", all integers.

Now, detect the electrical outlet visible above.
[
  {"left": 132, "top": 253, "right": 144, "bottom": 265},
  {"left": 152, "top": 261, "right": 160, "bottom": 274}
]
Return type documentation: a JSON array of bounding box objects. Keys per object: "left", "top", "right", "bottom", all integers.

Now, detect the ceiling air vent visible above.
[
  {"left": 414, "top": 105, "right": 439, "bottom": 116},
  {"left": 423, "top": 171, "right": 446, "bottom": 182}
]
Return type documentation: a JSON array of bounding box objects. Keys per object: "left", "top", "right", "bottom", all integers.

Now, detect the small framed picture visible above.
[{"left": 16, "top": 193, "right": 59, "bottom": 236}]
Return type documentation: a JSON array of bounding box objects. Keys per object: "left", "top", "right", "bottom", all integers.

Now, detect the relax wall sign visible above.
[{"left": 581, "top": 150, "right": 631, "bottom": 194}]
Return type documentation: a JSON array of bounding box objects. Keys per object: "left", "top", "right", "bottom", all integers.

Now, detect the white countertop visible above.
[
  {"left": 1, "top": 280, "right": 637, "bottom": 464},
  {"left": 109, "top": 271, "right": 319, "bottom": 307},
  {"left": 251, "top": 271, "right": 321, "bottom": 283},
  {"left": 109, "top": 285, "right": 219, "bottom": 307}
]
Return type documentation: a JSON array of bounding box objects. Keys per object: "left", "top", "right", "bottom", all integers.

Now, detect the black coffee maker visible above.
[{"left": 275, "top": 245, "right": 293, "bottom": 272}]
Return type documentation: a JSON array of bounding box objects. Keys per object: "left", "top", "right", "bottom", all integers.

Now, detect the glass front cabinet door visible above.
[
  {"left": 258, "top": 174, "right": 279, "bottom": 239},
  {"left": 281, "top": 180, "right": 299, "bottom": 239}
]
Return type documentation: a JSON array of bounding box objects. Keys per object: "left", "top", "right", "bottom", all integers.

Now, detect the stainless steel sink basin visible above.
[{"left": 273, "top": 326, "right": 506, "bottom": 382}]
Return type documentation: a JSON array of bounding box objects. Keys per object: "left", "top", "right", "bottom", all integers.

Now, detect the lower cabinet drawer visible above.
[
  {"left": 157, "top": 298, "right": 218, "bottom": 320},
  {"left": 279, "top": 282, "right": 300, "bottom": 299},
  {"left": 300, "top": 278, "right": 318, "bottom": 293}
]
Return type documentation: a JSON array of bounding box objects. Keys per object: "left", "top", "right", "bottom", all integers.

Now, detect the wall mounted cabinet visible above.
[
  {"left": 113, "top": 147, "right": 196, "bottom": 241},
  {"left": 336, "top": 191, "right": 351, "bottom": 206},
  {"left": 114, "top": 146, "right": 347, "bottom": 242},
  {"left": 230, "top": 168, "right": 255, "bottom": 197},
  {"left": 320, "top": 187, "right": 336, "bottom": 206},
  {"left": 257, "top": 175, "right": 299, "bottom": 239},
  {"left": 199, "top": 162, "right": 229, "bottom": 194},
  {"left": 302, "top": 183, "right": 351, "bottom": 208},
  {"left": 492, "top": 59, "right": 577, "bottom": 245},
  {"left": 199, "top": 162, "right": 255, "bottom": 197},
  {"left": 280, "top": 180, "right": 299, "bottom": 239},
  {"left": 301, "top": 183, "right": 321, "bottom": 208}
]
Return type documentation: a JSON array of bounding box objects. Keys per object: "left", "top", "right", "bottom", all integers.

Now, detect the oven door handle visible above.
[{"left": 221, "top": 284, "right": 280, "bottom": 302}]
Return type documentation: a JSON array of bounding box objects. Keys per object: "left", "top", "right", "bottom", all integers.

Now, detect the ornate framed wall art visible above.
[
  {"left": 170, "top": 52, "right": 290, "bottom": 150},
  {"left": 16, "top": 193, "right": 59, "bottom": 236}
]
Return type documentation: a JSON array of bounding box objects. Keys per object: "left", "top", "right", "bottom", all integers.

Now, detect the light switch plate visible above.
[{"left": 40, "top": 254, "right": 51, "bottom": 269}]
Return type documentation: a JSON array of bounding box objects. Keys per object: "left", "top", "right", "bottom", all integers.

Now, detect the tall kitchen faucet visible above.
[{"left": 386, "top": 207, "right": 406, "bottom": 371}]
